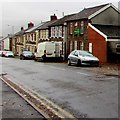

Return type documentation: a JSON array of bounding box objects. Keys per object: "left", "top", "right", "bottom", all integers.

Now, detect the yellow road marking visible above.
[{"left": 0, "top": 76, "right": 78, "bottom": 119}]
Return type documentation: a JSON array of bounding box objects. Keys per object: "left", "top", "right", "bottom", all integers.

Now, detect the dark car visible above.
[
  {"left": 20, "top": 51, "right": 35, "bottom": 60},
  {"left": 68, "top": 50, "right": 99, "bottom": 66}
]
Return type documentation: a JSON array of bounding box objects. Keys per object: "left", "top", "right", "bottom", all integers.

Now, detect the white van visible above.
[{"left": 35, "top": 41, "right": 63, "bottom": 61}]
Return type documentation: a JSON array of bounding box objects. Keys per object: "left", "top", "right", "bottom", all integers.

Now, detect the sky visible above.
[{"left": 0, "top": 0, "right": 119, "bottom": 38}]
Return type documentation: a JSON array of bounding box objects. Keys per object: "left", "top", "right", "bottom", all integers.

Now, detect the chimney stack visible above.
[
  {"left": 50, "top": 14, "right": 57, "bottom": 21},
  {"left": 28, "top": 22, "right": 34, "bottom": 28},
  {"left": 21, "top": 27, "right": 24, "bottom": 31}
]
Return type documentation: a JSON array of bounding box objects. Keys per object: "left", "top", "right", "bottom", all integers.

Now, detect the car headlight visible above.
[{"left": 81, "top": 57, "right": 88, "bottom": 61}]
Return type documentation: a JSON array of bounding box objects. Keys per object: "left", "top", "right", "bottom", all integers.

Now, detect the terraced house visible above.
[
  {"left": 37, "top": 14, "right": 58, "bottom": 43},
  {"left": 12, "top": 22, "right": 34, "bottom": 55},
  {"left": 49, "top": 14, "right": 75, "bottom": 59},
  {"left": 65, "top": 3, "right": 120, "bottom": 63},
  {"left": 25, "top": 22, "right": 44, "bottom": 53},
  {"left": 9, "top": 3, "right": 119, "bottom": 63}
]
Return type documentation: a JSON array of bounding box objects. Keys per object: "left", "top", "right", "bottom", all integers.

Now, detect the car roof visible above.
[{"left": 73, "top": 50, "right": 88, "bottom": 52}]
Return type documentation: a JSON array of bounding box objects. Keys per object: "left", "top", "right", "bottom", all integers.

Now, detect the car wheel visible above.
[
  {"left": 20, "top": 56, "right": 22, "bottom": 60},
  {"left": 23, "top": 56, "right": 25, "bottom": 60},
  {"left": 34, "top": 57, "right": 37, "bottom": 61},
  {"left": 68, "top": 59, "right": 71, "bottom": 66},
  {"left": 77, "top": 59, "right": 81, "bottom": 67}
]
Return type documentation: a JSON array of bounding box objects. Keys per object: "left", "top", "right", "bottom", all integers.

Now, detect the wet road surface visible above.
[{"left": 1, "top": 57, "right": 119, "bottom": 118}]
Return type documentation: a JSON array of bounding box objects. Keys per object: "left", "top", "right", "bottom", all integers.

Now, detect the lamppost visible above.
[{"left": 63, "top": 22, "right": 67, "bottom": 61}]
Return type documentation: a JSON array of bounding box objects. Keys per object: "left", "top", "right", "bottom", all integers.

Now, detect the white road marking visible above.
[
  {"left": 48, "top": 66, "right": 66, "bottom": 71},
  {"left": 104, "top": 77, "right": 116, "bottom": 80},
  {"left": 76, "top": 72, "right": 89, "bottom": 76}
]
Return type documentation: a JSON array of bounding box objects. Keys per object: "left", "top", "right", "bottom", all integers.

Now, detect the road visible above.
[{"left": 1, "top": 57, "right": 118, "bottom": 118}]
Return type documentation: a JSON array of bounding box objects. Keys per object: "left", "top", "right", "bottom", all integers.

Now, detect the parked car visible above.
[
  {"left": 0, "top": 51, "right": 7, "bottom": 57},
  {"left": 0, "top": 51, "right": 3, "bottom": 56},
  {"left": 68, "top": 50, "right": 99, "bottom": 66},
  {"left": 20, "top": 51, "right": 35, "bottom": 60},
  {"left": 4, "top": 51, "right": 14, "bottom": 57}
]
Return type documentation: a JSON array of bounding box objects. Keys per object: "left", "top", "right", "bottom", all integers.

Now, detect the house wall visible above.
[
  {"left": 39, "top": 29, "right": 49, "bottom": 41},
  {"left": 4, "top": 37, "right": 10, "bottom": 50},
  {"left": 107, "top": 40, "right": 120, "bottom": 63},
  {"left": 0, "top": 40, "right": 4, "bottom": 50},
  {"left": 91, "top": 7, "right": 120, "bottom": 25},
  {"left": 35, "top": 30, "right": 39, "bottom": 48},
  {"left": 66, "top": 20, "right": 89, "bottom": 56},
  {"left": 88, "top": 25, "right": 107, "bottom": 63},
  {"left": 12, "top": 37, "right": 17, "bottom": 55}
]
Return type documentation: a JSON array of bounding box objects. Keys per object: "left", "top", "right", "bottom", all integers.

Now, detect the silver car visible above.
[
  {"left": 4, "top": 51, "right": 14, "bottom": 57},
  {"left": 68, "top": 50, "right": 99, "bottom": 66}
]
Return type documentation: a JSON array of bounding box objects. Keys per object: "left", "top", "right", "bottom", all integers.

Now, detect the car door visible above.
[{"left": 72, "top": 51, "right": 79, "bottom": 64}]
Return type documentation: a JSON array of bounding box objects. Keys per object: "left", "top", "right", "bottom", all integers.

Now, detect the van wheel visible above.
[
  {"left": 68, "top": 59, "right": 71, "bottom": 66},
  {"left": 42, "top": 55, "right": 46, "bottom": 62}
]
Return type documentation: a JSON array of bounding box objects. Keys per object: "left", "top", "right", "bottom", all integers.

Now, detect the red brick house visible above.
[
  {"left": 88, "top": 23, "right": 120, "bottom": 63},
  {"left": 65, "top": 3, "right": 120, "bottom": 63}
]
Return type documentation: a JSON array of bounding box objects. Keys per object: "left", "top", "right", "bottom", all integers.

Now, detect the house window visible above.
[
  {"left": 74, "top": 41, "right": 77, "bottom": 50},
  {"left": 74, "top": 22, "right": 78, "bottom": 27},
  {"left": 31, "top": 34, "right": 33, "bottom": 40},
  {"left": 34, "top": 33, "right": 36, "bottom": 41},
  {"left": 59, "top": 26, "right": 62, "bottom": 37},
  {"left": 80, "top": 42, "right": 84, "bottom": 50},
  {"left": 89, "top": 43, "right": 92, "bottom": 53},
  {"left": 69, "top": 22, "right": 73, "bottom": 35},
  {"left": 51, "top": 27, "right": 55, "bottom": 38},
  {"left": 55, "top": 26, "right": 59, "bottom": 38},
  {"left": 116, "top": 44, "right": 120, "bottom": 53},
  {"left": 80, "top": 21, "right": 84, "bottom": 34}
]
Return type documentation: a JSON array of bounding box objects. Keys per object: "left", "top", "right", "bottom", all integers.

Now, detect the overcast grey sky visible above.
[{"left": 0, "top": 0, "right": 119, "bottom": 37}]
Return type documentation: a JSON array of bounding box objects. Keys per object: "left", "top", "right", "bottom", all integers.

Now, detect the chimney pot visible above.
[
  {"left": 28, "top": 22, "right": 34, "bottom": 28},
  {"left": 21, "top": 27, "right": 24, "bottom": 31},
  {"left": 50, "top": 14, "right": 57, "bottom": 21}
]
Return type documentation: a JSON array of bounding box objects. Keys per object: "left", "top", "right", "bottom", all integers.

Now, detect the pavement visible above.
[
  {"left": 0, "top": 80, "right": 45, "bottom": 119},
  {"left": 92, "top": 63, "right": 120, "bottom": 77}
]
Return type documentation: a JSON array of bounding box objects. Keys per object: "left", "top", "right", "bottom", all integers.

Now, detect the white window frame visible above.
[{"left": 89, "top": 43, "right": 92, "bottom": 53}]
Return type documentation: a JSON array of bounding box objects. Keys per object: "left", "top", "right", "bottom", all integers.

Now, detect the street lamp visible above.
[{"left": 63, "top": 22, "right": 67, "bottom": 61}]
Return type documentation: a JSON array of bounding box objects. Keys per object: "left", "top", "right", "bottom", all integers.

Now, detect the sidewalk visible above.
[
  {"left": 0, "top": 80, "right": 45, "bottom": 119},
  {"left": 92, "top": 63, "right": 120, "bottom": 76}
]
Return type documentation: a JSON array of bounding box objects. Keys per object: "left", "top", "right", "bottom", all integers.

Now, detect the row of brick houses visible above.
[{"left": 3, "top": 3, "right": 120, "bottom": 63}]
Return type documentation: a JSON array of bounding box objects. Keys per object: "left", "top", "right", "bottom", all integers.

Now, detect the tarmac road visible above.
[
  {"left": 0, "top": 80, "right": 45, "bottom": 119},
  {"left": 1, "top": 57, "right": 119, "bottom": 118}
]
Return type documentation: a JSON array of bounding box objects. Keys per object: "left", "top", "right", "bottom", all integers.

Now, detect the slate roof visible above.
[
  {"left": 14, "top": 27, "right": 31, "bottom": 36},
  {"left": 93, "top": 24, "right": 120, "bottom": 39},
  {"left": 25, "top": 22, "right": 44, "bottom": 33},
  {"left": 66, "top": 3, "right": 109, "bottom": 21},
  {"left": 14, "top": 30, "right": 25, "bottom": 36},
  {"left": 37, "top": 20, "right": 58, "bottom": 30},
  {"left": 49, "top": 14, "right": 75, "bottom": 26}
]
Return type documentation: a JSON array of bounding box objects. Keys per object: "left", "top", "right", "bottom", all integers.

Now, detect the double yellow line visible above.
[{"left": 0, "top": 75, "right": 78, "bottom": 120}]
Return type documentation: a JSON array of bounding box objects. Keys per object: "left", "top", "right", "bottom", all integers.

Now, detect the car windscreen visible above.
[
  {"left": 23, "top": 51, "right": 33, "bottom": 55},
  {"left": 79, "top": 51, "right": 93, "bottom": 57},
  {"left": 6, "top": 51, "right": 13, "bottom": 54}
]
